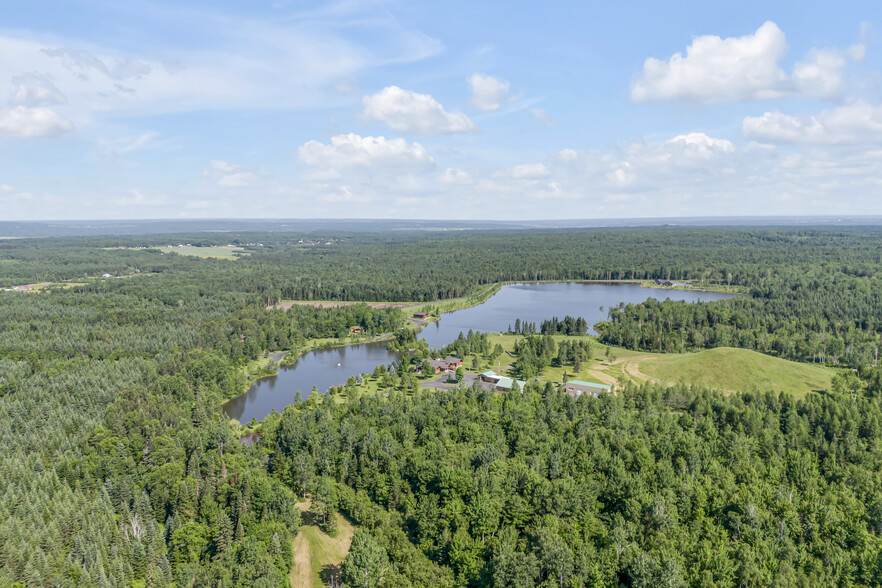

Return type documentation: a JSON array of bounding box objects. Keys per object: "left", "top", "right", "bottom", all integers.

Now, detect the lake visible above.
[{"left": 223, "top": 282, "right": 734, "bottom": 422}]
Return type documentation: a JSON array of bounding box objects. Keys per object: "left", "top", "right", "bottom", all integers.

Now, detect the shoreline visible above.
[
  {"left": 229, "top": 278, "right": 739, "bottom": 418},
  {"left": 234, "top": 333, "right": 399, "bottom": 395}
]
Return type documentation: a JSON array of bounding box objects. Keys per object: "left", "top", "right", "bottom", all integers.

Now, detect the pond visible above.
[{"left": 222, "top": 282, "right": 734, "bottom": 423}]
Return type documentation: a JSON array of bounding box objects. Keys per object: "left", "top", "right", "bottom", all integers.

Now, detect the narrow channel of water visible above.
[{"left": 223, "top": 282, "right": 734, "bottom": 423}]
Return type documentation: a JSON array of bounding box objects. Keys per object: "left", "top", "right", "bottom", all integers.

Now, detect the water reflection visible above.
[{"left": 223, "top": 282, "right": 734, "bottom": 422}]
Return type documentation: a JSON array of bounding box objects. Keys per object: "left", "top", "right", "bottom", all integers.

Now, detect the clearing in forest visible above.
[
  {"left": 167, "top": 245, "right": 248, "bottom": 259},
  {"left": 634, "top": 347, "right": 836, "bottom": 398},
  {"left": 291, "top": 500, "right": 356, "bottom": 588},
  {"left": 488, "top": 336, "right": 836, "bottom": 398},
  {"left": 274, "top": 300, "right": 416, "bottom": 311}
]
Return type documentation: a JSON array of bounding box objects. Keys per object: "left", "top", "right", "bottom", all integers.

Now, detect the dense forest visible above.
[
  {"left": 1, "top": 227, "right": 882, "bottom": 586},
  {"left": 265, "top": 381, "right": 882, "bottom": 587},
  {"left": 596, "top": 267, "right": 882, "bottom": 368}
]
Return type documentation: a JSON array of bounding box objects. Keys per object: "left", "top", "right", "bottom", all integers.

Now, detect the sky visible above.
[{"left": 1, "top": 0, "right": 881, "bottom": 220}]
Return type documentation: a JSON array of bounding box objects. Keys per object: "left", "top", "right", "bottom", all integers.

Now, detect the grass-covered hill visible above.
[{"left": 636, "top": 347, "right": 836, "bottom": 398}]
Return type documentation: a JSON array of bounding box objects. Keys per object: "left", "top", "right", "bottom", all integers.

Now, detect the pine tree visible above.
[
  {"left": 214, "top": 512, "right": 233, "bottom": 558},
  {"left": 342, "top": 529, "right": 389, "bottom": 588}
]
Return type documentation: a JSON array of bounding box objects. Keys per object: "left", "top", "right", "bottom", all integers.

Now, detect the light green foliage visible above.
[{"left": 342, "top": 528, "right": 390, "bottom": 588}]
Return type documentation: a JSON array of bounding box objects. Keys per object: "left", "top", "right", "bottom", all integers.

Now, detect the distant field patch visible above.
[
  {"left": 274, "top": 300, "right": 415, "bottom": 311},
  {"left": 166, "top": 245, "right": 249, "bottom": 259}
]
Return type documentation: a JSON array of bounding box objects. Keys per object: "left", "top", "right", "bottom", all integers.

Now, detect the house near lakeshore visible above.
[
  {"left": 564, "top": 380, "right": 612, "bottom": 398},
  {"left": 413, "top": 312, "right": 429, "bottom": 319},
  {"left": 477, "top": 370, "right": 526, "bottom": 393},
  {"left": 428, "top": 356, "right": 463, "bottom": 372},
  {"left": 444, "top": 357, "right": 463, "bottom": 369},
  {"left": 349, "top": 326, "right": 363, "bottom": 334},
  {"left": 654, "top": 279, "right": 692, "bottom": 288}
]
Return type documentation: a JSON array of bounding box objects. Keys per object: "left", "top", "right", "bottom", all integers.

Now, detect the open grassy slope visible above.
[
  {"left": 480, "top": 336, "right": 836, "bottom": 399},
  {"left": 159, "top": 245, "right": 249, "bottom": 259},
  {"left": 636, "top": 347, "right": 836, "bottom": 398}
]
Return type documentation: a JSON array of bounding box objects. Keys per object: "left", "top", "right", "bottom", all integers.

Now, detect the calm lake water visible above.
[{"left": 223, "top": 282, "right": 734, "bottom": 422}]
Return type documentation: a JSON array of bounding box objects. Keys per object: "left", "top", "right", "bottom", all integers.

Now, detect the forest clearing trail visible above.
[
  {"left": 290, "top": 530, "right": 312, "bottom": 588},
  {"left": 621, "top": 358, "right": 663, "bottom": 385},
  {"left": 291, "top": 500, "right": 356, "bottom": 588}
]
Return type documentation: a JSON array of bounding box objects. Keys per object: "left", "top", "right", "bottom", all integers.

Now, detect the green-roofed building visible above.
[
  {"left": 480, "top": 370, "right": 501, "bottom": 383},
  {"left": 564, "top": 380, "right": 612, "bottom": 398},
  {"left": 495, "top": 377, "right": 527, "bottom": 392}
]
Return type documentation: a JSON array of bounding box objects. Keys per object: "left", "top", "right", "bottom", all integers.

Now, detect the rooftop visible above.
[
  {"left": 566, "top": 380, "right": 612, "bottom": 389},
  {"left": 496, "top": 377, "right": 526, "bottom": 389}
]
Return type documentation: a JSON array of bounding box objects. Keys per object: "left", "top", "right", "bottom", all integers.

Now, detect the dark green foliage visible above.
[
  {"left": 439, "top": 330, "right": 491, "bottom": 360},
  {"left": 597, "top": 265, "right": 882, "bottom": 368},
  {"left": 3, "top": 227, "right": 882, "bottom": 586},
  {"left": 512, "top": 335, "right": 557, "bottom": 378},
  {"left": 540, "top": 315, "right": 588, "bottom": 336},
  {"left": 0, "top": 292, "right": 298, "bottom": 585},
  {"left": 265, "top": 383, "right": 882, "bottom": 587},
  {"left": 284, "top": 304, "right": 404, "bottom": 339}
]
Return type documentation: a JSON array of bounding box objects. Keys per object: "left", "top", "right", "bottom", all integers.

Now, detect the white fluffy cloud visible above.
[
  {"left": 0, "top": 106, "right": 73, "bottom": 138},
  {"left": 632, "top": 21, "right": 789, "bottom": 103},
  {"left": 362, "top": 86, "right": 475, "bottom": 135},
  {"left": 468, "top": 74, "right": 511, "bottom": 111},
  {"left": 632, "top": 21, "right": 865, "bottom": 104},
  {"left": 668, "top": 132, "right": 735, "bottom": 155},
  {"left": 298, "top": 133, "right": 435, "bottom": 171},
  {"left": 743, "top": 103, "right": 882, "bottom": 145},
  {"left": 792, "top": 49, "right": 849, "bottom": 99}
]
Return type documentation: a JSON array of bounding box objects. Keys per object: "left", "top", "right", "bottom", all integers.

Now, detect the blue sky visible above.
[{"left": 1, "top": 0, "right": 880, "bottom": 220}]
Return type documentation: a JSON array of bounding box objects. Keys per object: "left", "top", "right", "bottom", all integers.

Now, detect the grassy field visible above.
[
  {"left": 291, "top": 501, "right": 355, "bottom": 588},
  {"left": 4, "top": 281, "right": 89, "bottom": 292},
  {"left": 636, "top": 279, "right": 749, "bottom": 295},
  {"left": 636, "top": 347, "right": 836, "bottom": 397},
  {"left": 464, "top": 335, "right": 836, "bottom": 398},
  {"left": 165, "top": 245, "right": 249, "bottom": 259}
]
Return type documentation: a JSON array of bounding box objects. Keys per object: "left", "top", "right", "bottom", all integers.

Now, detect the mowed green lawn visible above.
[{"left": 638, "top": 347, "right": 836, "bottom": 398}]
